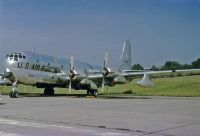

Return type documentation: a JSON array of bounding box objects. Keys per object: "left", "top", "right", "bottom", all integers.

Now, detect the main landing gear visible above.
[
  {"left": 87, "top": 89, "right": 98, "bottom": 97},
  {"left": 10, "top": 81, "right": 19, "bottom": 98},
  {"left": 44, "top": 87, "right": 55, "bottom": 96}
]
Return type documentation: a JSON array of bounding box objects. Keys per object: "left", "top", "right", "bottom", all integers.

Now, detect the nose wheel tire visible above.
[{"left": 10, "top": 91, "right": 19, "bottom": 98}]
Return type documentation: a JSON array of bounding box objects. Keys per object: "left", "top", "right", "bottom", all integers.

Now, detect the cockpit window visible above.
[
  {"left": 7, "top": 53, "right": 26, "bottom": 61},
  {"left": 14, "top": 55, "right": 18, "bottom": 61}
]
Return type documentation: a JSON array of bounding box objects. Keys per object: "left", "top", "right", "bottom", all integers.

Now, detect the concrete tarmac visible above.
[{"left": 0, "top": 95, "right": 200, "bottom": 136}]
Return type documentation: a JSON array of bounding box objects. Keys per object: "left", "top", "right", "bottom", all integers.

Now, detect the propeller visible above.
[
  {"left": 68, "top": 56, "right": 74, "bottom": 92},
  {"left": 102, "top": 52, "right": 108, "bottom": 92}
]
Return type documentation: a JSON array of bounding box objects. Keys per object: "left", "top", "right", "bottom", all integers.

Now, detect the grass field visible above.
[
  {"left": 1, "top": 75, "right": 200, "bottom": 97},
  {"left": 108, "top": 75, "right": 200, "bottom": 97}
]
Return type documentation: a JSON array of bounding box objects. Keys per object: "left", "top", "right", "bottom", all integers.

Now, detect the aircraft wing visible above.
[
  {"left": 122, "top": 69, "right": 200, "bottom": 76},
  {"left": 122, "top": 70, "right": 172, "bottom": 76},
  {"left": 70, "top": 68, "right": 200, "bottom": 89},
  {"left": 120, "top": 69, "right": 200, "bottom": 87}
]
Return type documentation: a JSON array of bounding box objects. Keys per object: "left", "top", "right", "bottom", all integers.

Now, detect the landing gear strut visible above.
[
  {"left": 10, "top": 81, "right": 19, "bottom": 98},
  {"left": 87, "top": 89, "right": 98, "bottom": 97},
  {"left": 44, "top": 87, "right": 55, "bottom": 96}
]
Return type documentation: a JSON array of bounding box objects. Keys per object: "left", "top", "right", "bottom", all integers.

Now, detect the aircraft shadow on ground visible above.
[
  {"left": 0, "top": 103, "right": 6, "bottom": 105},
  {"left": 18, "top": 93, "right": 152, "bottom": 99},
  {"left": 19, "top": 93, "right": 89, "bottom": 98}
]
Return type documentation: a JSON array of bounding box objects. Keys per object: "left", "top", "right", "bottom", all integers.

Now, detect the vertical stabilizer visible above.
[{"left": 117, "top": 40, "right": 132, "bottom": 70}]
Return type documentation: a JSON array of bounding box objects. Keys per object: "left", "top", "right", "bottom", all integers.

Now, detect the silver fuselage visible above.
[{"left": 4, "top": 51, "right": 99, "bottom": 86}]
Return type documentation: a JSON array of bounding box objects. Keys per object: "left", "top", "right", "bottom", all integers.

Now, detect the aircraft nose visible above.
[
  {"left": 4, "top": 57, "right": 15, "bottom": 67},
  {"left": 2, "top": 57, "right": 14, "bottom": 78},
  {"left": 3, "top": 68, "right": 13, "bottom": 78}
]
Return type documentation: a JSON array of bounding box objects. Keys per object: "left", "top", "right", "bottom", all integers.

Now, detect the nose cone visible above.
[
  {"left": 3, "top": 68, "right": 13, "bottom": 78},
  {"left": 3, "top": 56, "right": 17, "bottom": 69},
  {"left": 3, "top": 57, "right": 15, "bottom": 78}
]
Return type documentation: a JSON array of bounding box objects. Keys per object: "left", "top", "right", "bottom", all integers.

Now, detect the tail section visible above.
[{"left": 117, "top": 40, "right": 132, "bottom": 70}]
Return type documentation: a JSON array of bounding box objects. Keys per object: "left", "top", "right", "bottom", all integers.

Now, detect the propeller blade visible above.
[
  {"left": 68, "top": 56, "right": 74, "bottom": 93},
  {"left": 102, "top": 52, "right": 108, "bottom": 93},
  {"left": 69, "top": 79, "right": 71, "bottom": 93},
  {"left": 69, "top": 80, "right": 71, "bottom": 90},
  {"left": 104, "top": 52, "right": 108, "bottom": 68},
  {"left": 70, "top": 56, "right": 74, "bottom": 71},
  {"left": 101, "top": 76, "right": 105, "bottom": 92}
]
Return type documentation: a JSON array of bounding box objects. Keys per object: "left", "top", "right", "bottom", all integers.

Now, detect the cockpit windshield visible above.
[{"left": 6, "top": 53, "right": 26, "bottom": 61}]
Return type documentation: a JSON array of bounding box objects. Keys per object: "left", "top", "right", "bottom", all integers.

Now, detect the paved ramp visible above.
[{"left": 0, "top": 95, "right": 200, "bottom": 136}]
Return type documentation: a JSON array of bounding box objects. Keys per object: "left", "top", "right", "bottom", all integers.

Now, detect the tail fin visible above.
[{"left": 117, "top": 40, "right": 132, "bottom": 70}]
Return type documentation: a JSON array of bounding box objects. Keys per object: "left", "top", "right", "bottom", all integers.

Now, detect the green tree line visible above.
[{"left": 132, "top": 58, "right": 200, "bottom": 70}]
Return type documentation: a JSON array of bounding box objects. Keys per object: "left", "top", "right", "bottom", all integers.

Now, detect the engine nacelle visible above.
[
  {"left": 80, "top": 79, "right": 97, "bottom": 90},
  {"left": 137, "top": 73, "right": 154, "bottom": 87},
  {"left": 103, "top": 67, "right": 111, "bottom": 76},
  {"left": 113, "top": 75, "right": 127, "bottom": 84}
]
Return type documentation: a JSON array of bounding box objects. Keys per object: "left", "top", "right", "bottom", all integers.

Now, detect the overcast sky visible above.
[{"left": 0, "top": 0, "right": 200, "bottom": 70}]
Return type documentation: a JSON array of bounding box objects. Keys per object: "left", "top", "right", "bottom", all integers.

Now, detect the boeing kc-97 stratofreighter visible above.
[{"left": 1, "top": 40, "right": 200, "bottom": 98}]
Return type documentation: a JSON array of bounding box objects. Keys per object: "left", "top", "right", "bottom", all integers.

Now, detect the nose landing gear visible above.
[{"left": 10, "top": 81, "right": 19, "bottom": 98}]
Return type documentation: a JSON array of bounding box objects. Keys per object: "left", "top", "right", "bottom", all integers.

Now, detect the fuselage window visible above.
[{"left": 23, "top": 56, "right": 26, "bottom": 59}]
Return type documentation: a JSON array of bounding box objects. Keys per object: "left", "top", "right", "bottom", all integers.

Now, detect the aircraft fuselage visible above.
[{"left": 4, "top": 51, "right": 96, "bottom": 87}]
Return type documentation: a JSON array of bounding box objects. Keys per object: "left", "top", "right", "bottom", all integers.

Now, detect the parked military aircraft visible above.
[
  {"left": 1, "top": 40, "right": 200, "bottom": 98},
  {"left": 0, "top": 40, "right": 131, "bottom": 97}
]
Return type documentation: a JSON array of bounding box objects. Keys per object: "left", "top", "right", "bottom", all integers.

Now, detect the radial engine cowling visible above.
[
  {"left": 103, "top": 67, "right": 115, "bottom": 76},
  {"left": 137, "top": 73, "right": 154, "bottom": 87},
  {"left": 69, "top": 69, "right": 77, "bottom": 79}
]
